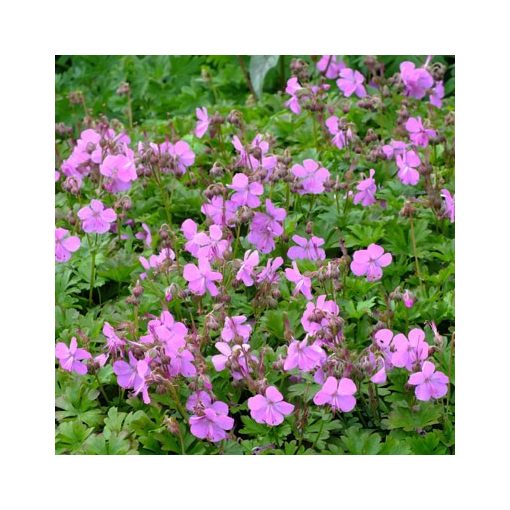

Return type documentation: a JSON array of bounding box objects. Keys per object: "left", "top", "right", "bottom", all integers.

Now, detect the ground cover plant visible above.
[{"left": 55, "top": 55, "right": 455, "bottom": 455}]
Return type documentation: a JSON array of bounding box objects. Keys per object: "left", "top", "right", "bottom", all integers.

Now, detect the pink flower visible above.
[
  {"left": 183, "top": 258, "right": 223, "bottom": 297},
  {"left": 141, "top": 310, "right": 187, "bottom": 345},
  {"left": 402, "top": 290, "right": 415, "bottom": 308},
  {"left": 285, "top": 261, "right": 313, "bottom": 300},
  {"left": 283, "top": 337, "right": 326, "bottom": 372},
  {"left": 139, "top": 247, "right": 176, "bottom": 277},
  {"left": 400, "top": 61, "right": 434, "bottom": 100},
  {"left": 301, "top": 295, "right": 340, "bottom": 335},
  {"left": 441, "top": 189, "right": 455, "bottom": 223},
  {"left": 113, "top": 352, "right": 151, "bottom": 404},
  {"left": 159, "top": 140, "right": 195, "bottom": 174},
  {"left": 189, "top": 400, "right": 234, "bottom": 442},
  {"left": 391, "top": 328, "right": 429, "bottom": 371},
  {"left": 196, "top": 225, "right": 230, "bottom": 261},
  {"left": 291, "top": 159, "right": 330, "bottom": 195},
  {"left": 247, "top": 199, "right": 286, "bottom": 254},
  {"left": 350, "top": 244, "right": 392, "bottom": 281},
  {"left": 313, "top": 376, "right": 357, "bottom": 412},
  {"left": 100, "top": 154, "right": 137, "bottom": 193},
  {"left": 77, "top": 199, "right": 117, "bottom": 234},
  {"left": 317, "top": 55, "right": 345, "bottom": 79},
  {"left": 287, "top": 235, "right": 325, "bottom": 261},
  {"left": 75, "top": 128, "right": 103, "bottom": 164},
  {"left": 221, "top": 315, "right": 252, "bottom": 343},
  {"left": 186, "top": 391, "right": 212, "bottom": 412},
  {"left": 236, "top": 250, "right": 259, "bottom": 286},
  {"left": 353, "top": 169, "right": 377, "bottom": 207},
  {"left": 325, "top": 116, "right": 352, "bottom": 150},
  {"left": 285, "top": 77, "right": 302, "bottom": 114},
  {"left": 181, "top": 219, "right": 203, "bottom": 256},
  {"left": 55, "top": 227, "right": 80, "bottom": 262},
  {"left": 211, "top": 342, "right": 253, "bottom": 380},
  {"left": 256, "top": 256, "right": 283, "bottom": 284},
  {"left": 135, "top": 223, "right": 152, "bottom": 248},
  {"left": 55, "top": 337, "right": 91, "bottom": 375},
  {"left": 336, "top": 68, "right": 367, "bottom": 98},
  {"left": 103, "top": 321, "right": 126, "bottom": 356},
  {"left": 228, "top": 173, "right": 264, "bottom": 208},
  {"left": 381, "top": 140, "right": 407, "bottom": 160},
  {"left": 248, "top": 386, "right": 294, "bottom": 426},
  {"left": 405, "top": 117, "right": 436, "bottom": 147},
  {"left": 408, "top": 361, "right": 449, "bottom": 401},
  {"left": 165, "top": 336, "right": 196, "bottom": 378},
  {"left": 195, "top": 107, "right": 210, "bottom": 138},
  {"left": 429, "top": 81, "right": 444, "bottom": 108},
  {"left": 396, "top": 150, "right": 421, "bottom": 186},
  {"left": 201, "top": 196, "right": 237, "bottom": 227}
]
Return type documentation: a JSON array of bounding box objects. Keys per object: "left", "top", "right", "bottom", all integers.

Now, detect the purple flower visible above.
[
  {"left": 228, "top": 173, "right": 264, "bottom": 208},
  {"left": 287, "top": 235, "right": 326, "bottom": 261},
  {"left": 400, "top": 61, "right": 434, "bottom": 99},
  {"left": 313, "top": 376, "right": 357, "bottom": 412},
  {"left": 336, "top": 68, "right": 367, "bottom": 98},
  {"left": 408, "top": 361, "right": 449, "bottom": 401},
  {"left": 430, "top": 81, "right": 445, "bottom": 108},
  {"left": 405, "top": 117, "right": 436, "bottom": 147},
  {"left": 285, "top": 261, "right": 313, "bottom": 300},
  {"left": 381, "top": 140, "right": 408, "bottom": 160},
  {"left": 159, "top": 140, "right": 195, "bottom": 174},
  {"left": 189, "top": 400, "right": 234, "bottom": 442},
  {"left": 113, "top": 352, "right": 151, "bottom": 404},
  {"left": 391, "top": 328, "right": 429, "bottom": 371},
  {"left": 55, "top": 227, "right": 80, "bottom": 262},
  {"left": 103, "top": 321, "right": 126, "bottom": 356},
  {"left": 100, "top": 154, "right": 137, "bottom": 193},
  {"left": 285, "top": 77, "right": 302, "bottom": 115},
  {"left": 247, "top": 199, "right": 286, "bottom": 254},
  {"left": 55, "top": 337, "right": 91, "bottom": 375},
  {"left": 181, "top": 219, "right": 202, "bottom": 256},
  {"left": 165, "top": 337, "right": 196, "bottom": 378},
  {"left": 75, "top": 128, "right": 103, "bottom": 164},
  {"left": 221, "top": 315, "right": 252, "bottom": 343},
  {"left": 441, "top": 189, "right": 455, "bottom": 223},
  {"left": 402, "top": 290, "right": 415, "bottom": 308},
  {"left": 141, "top": 310, "right": 187, "bottom": 345},
  {"left": 248, "top": 386, "right": 294, "bottom": 426},
  {"left": 211, "top": 342, "right": 253, "bottom": 380},
  {"left": 186, "top": 391, "right": 212, "bottom": 412},
  {"left": 316, "top": 55, "right": 345, "bottom": 79},
  {"left": 283, "top": 337, "right": 326, "bottom": 372},
  {"left": 396, "top": 150, "right": 421, "bottom": 186},
  {"left": 196, "top": 225, "right": 230, "bottom": 261},
  {"left": 353, "top": 169, "right": 377, "bottom": 207},
  {"left": 350, "top": 244, "right": 392, "bottom": 281},
  {"left": 195, "top": 107, "right": 210, "bottom": 138},
  {"left": 183, "top": 258, "right": 223, "bottom": 296},
  {"left": 78, "top": 199, "right": 117, "bottom": 234},
  {"left": 301, "top": 295, "right": 340, "bottom": 335},
  {"left": 201, "top": 196, "right": 237, "bottom": 227},
  {"left": 291, "top": 159, "right": 330, "bottom": 195},
  {"left": 256, "top": 256, "right": 284, "bottom": 284},
  {"left": 135, "top": 223, "right": 152, "bottom": 249},
  {"left": 236, "top": 250, "right": 259, "bottom": 286},
  {"left": 325, "top": 116, "right": 352, "bottom": 150}
]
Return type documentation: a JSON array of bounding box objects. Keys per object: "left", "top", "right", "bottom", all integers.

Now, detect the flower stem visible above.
[
  {"left": 409, "top": 214, "right": 424, "bottom": 291},
  {"left": 88, "top": 235, "right": 97, "bottom": 306}
]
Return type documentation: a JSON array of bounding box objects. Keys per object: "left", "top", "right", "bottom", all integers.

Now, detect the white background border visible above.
[{"left": 1, "top": 0, "right": 509, "bottom": 508}]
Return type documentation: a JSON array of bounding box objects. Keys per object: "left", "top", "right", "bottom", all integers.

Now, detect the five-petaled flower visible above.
[
  {"left": 248, "top": 386, "right": 294, "bottom": 426},
  {"left": 313, "top": 376, "right": 357, "bottom": 412},
  {"left": 236, "top": 250, "right": 259, "bottom": 286},
  {"left": 336, "top": 68, "right": 367, "bottom": 98},
  {"left": 287, "top": 235, "right": 326, "bottom": 261},
  {"left": 291, "top": 159, "right": 330, "bottom": 195},
  {"left": 283, "top": 337, "right": 326, "bottom": 372},
  {"left": 189, "top": 401, "right": 234, "bottom": 442},
  {"left": 55, "top": 337, "right": 91, "bottom": 375},
  {"left": 113, "top": 352, "right": 152, "bottom": 404},
  {"left": 350, "top": 244, "right": 392, "bottom": 281},
  {"left": 396, "top": 150, "right": 421, "bottom": 186},
  {"left": 183, "top": 258, "right": 223, "bottom": 296},
  {"left": 353, "top": 169, "right": 377, "bottom": 207},
  {"left": 391, "top": 328, "right": 429, "bottom": 371},
  {"left": 441, "top": 189, "right": 455, "bottom": 223},
  {"left": 221, "top": 315, "right": 252, "bottom": 343},
  {"left": 408, "top": 361, "right": 449, "bottom": 401},
  {"left": 78, "top": 199, "right": 117, "bottom": 234},
  {"left": 285, "top": 261, "right": 313, "bottom": 300},
  {"left": 100, "top": 154, "right": 137, "bottom": 193},
  {"left": 405, "top": 117, "right": 436, "bottom": 147},
  {"left": 228, "top": 172, "right": 264, "bottom": 208},
  {"left": 400, "top": 61, "right": 434, "bottom": 99}
]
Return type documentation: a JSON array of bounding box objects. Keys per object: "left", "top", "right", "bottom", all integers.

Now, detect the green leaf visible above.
[
  {"left": 249, "top": 56, "right": 279, "bottom": 98},
  {"left": 340, "top": 426, "right": 382, "bottom": 454},
  {"left": 384, "top": 403, "right": 442, "bottom": 432}
]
